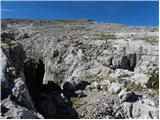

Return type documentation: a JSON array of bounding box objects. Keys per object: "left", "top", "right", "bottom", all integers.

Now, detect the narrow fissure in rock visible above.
[
  {"left": 23, "top": 58, "right": 78, "bottom": 118},
  {"left": 24, "top": 59, "right": 44, "bottom": 99}
]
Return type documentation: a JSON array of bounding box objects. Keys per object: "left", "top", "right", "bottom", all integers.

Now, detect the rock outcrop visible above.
[{"left": 1, "top": 19, "right": 159, "bottom": 119}]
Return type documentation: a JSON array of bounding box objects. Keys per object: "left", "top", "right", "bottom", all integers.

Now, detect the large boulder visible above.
[
  {"left": 1, "top": 99, "right": 43, "bottom": 119},
  {"left": 12, "top": 78, "right": 34, "bottom": 110},
  {"left": 130, "top": 73, "right": 150, "bottom": 86},
  {"left": 1, "top": 44, "right": 43, "bottom": 118},
  {"left": 122, "top": 102, "right": 159, "bottom": 119},
  {"left": 109, "top": 69, "right": 134, "bottom": 78}
]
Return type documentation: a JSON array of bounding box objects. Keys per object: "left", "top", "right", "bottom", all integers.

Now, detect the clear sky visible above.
[{"left": 1, "top": 1, "right": 159, "bottom": 26}]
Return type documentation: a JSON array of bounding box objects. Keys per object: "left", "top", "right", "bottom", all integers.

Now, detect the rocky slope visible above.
[{"left": 1, "top": 19, "right": 159, "bottom": 119}]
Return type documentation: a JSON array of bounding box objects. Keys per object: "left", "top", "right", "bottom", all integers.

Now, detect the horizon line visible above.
[{"left": 1, "top": 18, "right": 159, "bottom": 27}]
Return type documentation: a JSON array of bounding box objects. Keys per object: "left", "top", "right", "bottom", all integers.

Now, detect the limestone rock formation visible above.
[{"left": 1, "top": 19, "right": 159, "bottom": 119}]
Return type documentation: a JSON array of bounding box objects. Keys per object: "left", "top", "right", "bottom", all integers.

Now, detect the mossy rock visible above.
[{"left": 146, "top": 73, "right": 159, "bottom": 90}]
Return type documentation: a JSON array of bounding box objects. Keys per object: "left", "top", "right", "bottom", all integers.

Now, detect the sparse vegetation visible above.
[
  {"left": 57, "top": 36, "right": 67, "bottom": 42},
  {"left": 142, "top": 37, "right": 158, "bottom": 44},
  {"left": 96, "top": 34, "right": 117, "bottom": 40},
  {"left": 95, "top": 75, "right": 104, "bottom": 82},
  {"left": 153, "top": 63, "right": 158, "bottom": 66},
  {"left": 1, "top": 18, "right": 159, "bottom": 119},
  {"left": 69, "top": 35, "right": 78, "bottom": 40},
  {"left": 64, "top": 44, "right": 69, "bottom": 48},
  {"left": 85, "top": 73, "right": 104, "bottom": 82},
  {"left": 71, "top": 97, "right": 81, "bottom": 109},
  {"left": 133, "top": 37, "right": 158, "bottom": 44},
  {"left": 1, "top": 32, "right": 15, "bottom": 46},
  {"left": 1, "top": 38, "right": 12, "bottom": 46},
  {"left": 57, "top": 35, "right": 78, "bottom": 43},
  {"left": 53, "top": 19, "right": 92, "bottom": 23},
  {"left": 146, "top": 73, "right": 159, "bottom": 90},
  {"left": 37, "top": 25, "right": 64, "bottom": 29},
  {"left": 127, "top": 81, "right": 144, "bottom": 92},
  {"left": 85, "top": 74, "right": 94, "bottom": 82}
]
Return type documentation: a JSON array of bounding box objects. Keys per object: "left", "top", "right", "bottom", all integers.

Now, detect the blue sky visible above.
[{"left": 1, "top": 1, "right": 159, "bottom": 26}]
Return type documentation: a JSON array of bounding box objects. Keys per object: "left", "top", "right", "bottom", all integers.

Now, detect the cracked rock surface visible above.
[{"left": 1, "top": 19, "right": 159, "bottom": 119}]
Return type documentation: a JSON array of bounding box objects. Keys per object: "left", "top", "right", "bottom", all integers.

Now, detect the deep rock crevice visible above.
[
  {"left": 1, "top": 19, "right": 159, "bottom": 119},
  {"left": 23, "top": 58, "right": 78, "bottom": 118}
]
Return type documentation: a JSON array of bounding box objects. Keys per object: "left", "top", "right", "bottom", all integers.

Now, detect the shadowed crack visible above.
[{"left": 23, "top": 58, "right": 78, "bottom": 118}]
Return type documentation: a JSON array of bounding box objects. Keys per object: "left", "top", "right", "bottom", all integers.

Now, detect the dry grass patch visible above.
[{"left": 146, "top": 73, "right": 159, "bottom": 90}]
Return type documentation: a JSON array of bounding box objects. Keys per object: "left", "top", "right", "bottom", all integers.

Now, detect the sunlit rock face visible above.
[{"left": 1, "top": 19, "right": 159, "bottom": 119}]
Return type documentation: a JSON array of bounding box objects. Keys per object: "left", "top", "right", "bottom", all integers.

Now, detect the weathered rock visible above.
[
  {"left": 22, "top": 33, "right": 30, "bottom": 39},
  {"left": 1, "top": 31, "right": 15, "bottom": 40},
  {"left": 1, "top": 43, "right": 43, "bottom": 119},
  {"left": 1, "top": 19, "right": 159, "bottom": 119},
  {"left": 1, "top": 48, "right": 9, "bottom": 90},
  {"left": 135, "top": 61, "right": 159, "bottom": 74},
  {"left": 142, "top": 98, "right": 155, "bottom": 106},
  {"left": 12, "top": 78, "right": 34, "bottom": 110},
  {"left": 121, "top": 102, "right": 133, "bottom": 118},
  {"left": 1, "top": 96, "right": 43, "bottom": 119},
  {"left": 118, "top": 89, "right": 133, "bottom": 102},
  {"left": 122, "top": 101, "right": 159, "bottom": 119},
  {"left": 92, "top": 81, "right": 99, "bottom": 88},
  {"left": 75, "top": 90, "right": 86, "bottom": 98},
  {"left": 108, "top": 82, "right": 122, "bottom": 94},
  {"left": 131, "top": 102, "right": 159, "bottom": 119},
  {"left": 130, "top": 73, "right": 150, "bottom": 86},
  {"left": 109, "top": 69, "right": 134, "bottom": 78}
]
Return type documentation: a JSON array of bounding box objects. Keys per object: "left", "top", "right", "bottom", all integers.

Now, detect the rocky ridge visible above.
[{"left": 1, "top": 19, "right": 159, "bottom": 119}]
